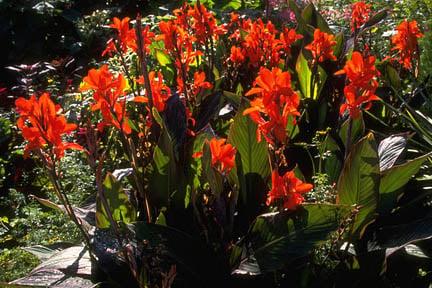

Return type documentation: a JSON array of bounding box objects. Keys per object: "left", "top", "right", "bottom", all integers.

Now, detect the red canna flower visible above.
[
  {"left": 305, "top": 29, "right": 337, "bottom": 63},
  {"left": 350, "top": 2, "right": 371, "bottom": 32},
  {"left": 229, "top": 18, "right": 284, "bottom": 68},
  {"left": 102, "top": 17, "right": 136, "bottom": 56},
  {"left": 81, "top": 65, "right": 132, "bottom": 134},
  {"left": 148, "top": 71, "right": 172, "bottom": 112},
  {"left": 209, "top": 138, "right": 236, "bottom": 174},
  {"left": 391, "top": 20, "right": 423, "bottom": 70},
  {"left": 266, "top": 170, "right": 313, "bottom": 210},
  {"left": 192, "top": 71, "right": 213, "bottom": 96},
  {"left": 187, "top": 3, "right": 226, "bottom": 44},
  {"left": 15, "top": 93, "right": 83, "bottom": 160},
  {"left": 280, "top": 27, "right": 303, "bottom": 54},
  {"left": 335, "top": 51, "right": 380, "bottom": 119},
  {"left": 339, "top": 84, "right": 379, "bottom": 119},
  {"left": 335, "top": 51, "right": 379, "bottom": 90},
  {"left": 244, "top": 67, "right": 300, "bottom": 144},
  {"left": 229, "top": 46, "right": 245, "bottom": 64},
  {"left": 102, "top": 17, "right": 155, "bottom": 56}
]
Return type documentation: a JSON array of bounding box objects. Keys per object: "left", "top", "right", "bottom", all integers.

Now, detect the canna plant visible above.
[{"left": 12, "top": 0, "right": 432, "bottom": 287}]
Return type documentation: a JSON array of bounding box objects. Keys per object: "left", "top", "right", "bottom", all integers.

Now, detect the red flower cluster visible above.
[
  {"left": 192, "top": 71, "right": 213, "bottom": 97},
  {"left": 80, "top": 65, "right": 132, "bottom": 133},
  {"left": 350, "top": 2, "right": 371, "bottom": 32},
  {"left": 266, "top": 170, "right": 313, "bottom": 210},
  {"left": 209, "top": 138, "right": 236, "bottom": 174},
  {"left": 391, "top": 20, "right": 423, "bottom": 70},
  {"left": 187, "top": 3, "right": 227, "bottom": 45},
  {"left": 157, "top": 19, "right": 201, "bottom": 94},
  {"left": 102, "top": 17, "right": 155, "bottom": 57},
  {"left": 244, "top": 67, "right": 300, "bottom": 144},
  {"left": 15, "top": 93, "right": 83, "bottom": 160},
  {"left": 335, "top": 52, "right": 380, "bottom": 119},
  {"left": 305, "top": 29, "right": 337, "bottom": 63},
  {"left": 228, "top": 18, "right": 302, "bottom": 68}
]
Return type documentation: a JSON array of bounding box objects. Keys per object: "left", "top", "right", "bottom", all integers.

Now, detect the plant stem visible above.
[
  {"left": 344, "top": 118, "right": 353, "bottom": 160},
  {"left": 135, "top": 15, "right": 153, "bottom": 109}
]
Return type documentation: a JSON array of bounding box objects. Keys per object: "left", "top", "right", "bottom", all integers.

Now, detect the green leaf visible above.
[
  {"left": 369, "top": 216, "right": 432, "bottom": 257},
  {"left": 337, "top": 133, "right": 379, "bottom": 238},
  {"left": 232, "top": 204, "right": 350, "bottom": 273},
  {"left": 386, "top": 64, "right": 401, "bottom": 88},
  {"left": 361, "top": 9, "right": 388, "bottom": 31},
  {"left": 96, "top": 173, "right": 136, "bottom": 228},
  {"left": 228, "top": 110, "right": 270, "bottom": 205},
  {"left": 296, "top": 52, "right": 312, "bottom": 99},
  {"left": 379, "top": 154, "right": 430, "bottom": 214},
  {"left": 300, "top": 3, "right": 331, "bottom": 33},
  {"left": 323, "top": 135, "right": 342, "bottom": 184},
  {"left": 156, "top": 49, "right": 171, "bottom": 67},
  {"left": 333, "top": 32, "right": 344, "bottom": 58},
  {"left": 339, "top": 112, "right": 365, "bottom": 148},
  {"left": 222, "top": 0, "right": 242, "bottom": 10},
  {"left": 295, "top": 52, "right": 327, "bottom": 100}
]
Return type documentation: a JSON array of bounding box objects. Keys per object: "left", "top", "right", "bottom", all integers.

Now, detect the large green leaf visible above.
[
  {"left": 337, "top": 133, "right": 379, "bottom": 238},
  {"left": 149, "top": 109, "right": 185, "bottom": 208},
  {"left": 227, "top": 111, "right": 270, "bottom": 205},
  {"left": 339, "top": 112, "right": 365, "bottom": 148},
  {"left": 369, "top": 216, "right": 432, "bottom": 258},
  {"left": 301, "top": 3, "right": 331, "bottom": 33},
  {"left": 232, "top": 204, "right": 350, "bottom": 273},
  {"left": 322, "top": 134, "right": 342, "bottom": 184},
  {"left": 96, "top": 173, "right": 136, "bottom": 228},
  {"left": 295, "top": 52, "right": 327, "bottom": 100},
  {"left": 379, "top": 154, "right": 430, "bottom": 214}
]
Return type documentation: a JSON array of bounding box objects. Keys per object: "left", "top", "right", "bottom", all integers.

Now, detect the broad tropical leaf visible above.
[
  {"left": 227, "top": 110, "right": 270, "bottom": 205},
  {"left": 231, "top": 204, "right": 350, "bottom": 273},
  {"left": 378, "top": 133, "right": 408, "bottom": 171},
  {"left": 379, "top": 153, "right": 430, "bottom": 214},
  {"left": 337, "top": 133, "right": 379, "bottom": 238},
  {"left": 96, "top": 173, "right": 136, "bottom": 228}
]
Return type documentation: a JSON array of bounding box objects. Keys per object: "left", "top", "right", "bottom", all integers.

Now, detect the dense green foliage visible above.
[{"left": 1, "top": 0, "right": 432, "bottom": 287}]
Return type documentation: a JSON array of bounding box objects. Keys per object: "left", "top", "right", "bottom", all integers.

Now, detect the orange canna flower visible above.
[
  {"left": 229, "top": 46, "right": 245, "bottom": 64},
  {"left": 280, "top": 27, "right": 303, "bottom": 54},
  {"left": 391, "top": 19, "right": 423, "bottom": 70},
  {"left": 335, "top": 51, "right": 380, "bottom": 119},
  {"left": 192, "top": 71, "right": 213, "bottom": 96},
  {"left": 209, "top": 138, "right": 236, "bottom": 174},
  {"left": 102, "top": 17, "right": 155, "bottom": 56},
  {"left": 335, "top": 51, "right": 379, "bottom": 90},
  {"left": 244, "top": 67, "right": 300, "bottom": 144},
  {"left": 102, "top": 17, "right": 136, "bottom": 56},
  {"left": 266, "top": 170, "right": 313, "bottom": 210},
  {"left": 350, "top": 2, "right": 371, "bottom": 32},
  {"left": 229, "top": 18, "right": 284, "bottom": 68},
  {"left": 15, "top": 93, "right": 83, "bottom": 160},
  {"left": 188, "top": 3, "right": 226, "bottom": 44},
  {"left": 81, "top": 65, "right": 132, "bottom": 134},
  {"left": 305, "top": 29, "right": 337, "bottom": 63},
  {"left": 149, "top": 71, "right": 172, "bottom": 112},
  {"left": 339, "top": 84, "right": 379, "bottom": 119}
]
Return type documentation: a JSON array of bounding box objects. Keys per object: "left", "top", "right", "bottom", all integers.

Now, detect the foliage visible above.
[
  {"left": 0, "top": 248, "right": 40, "bottom": 282},
  {"left": 2, "top": 0, "right": 432, "bottom": 287}
]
